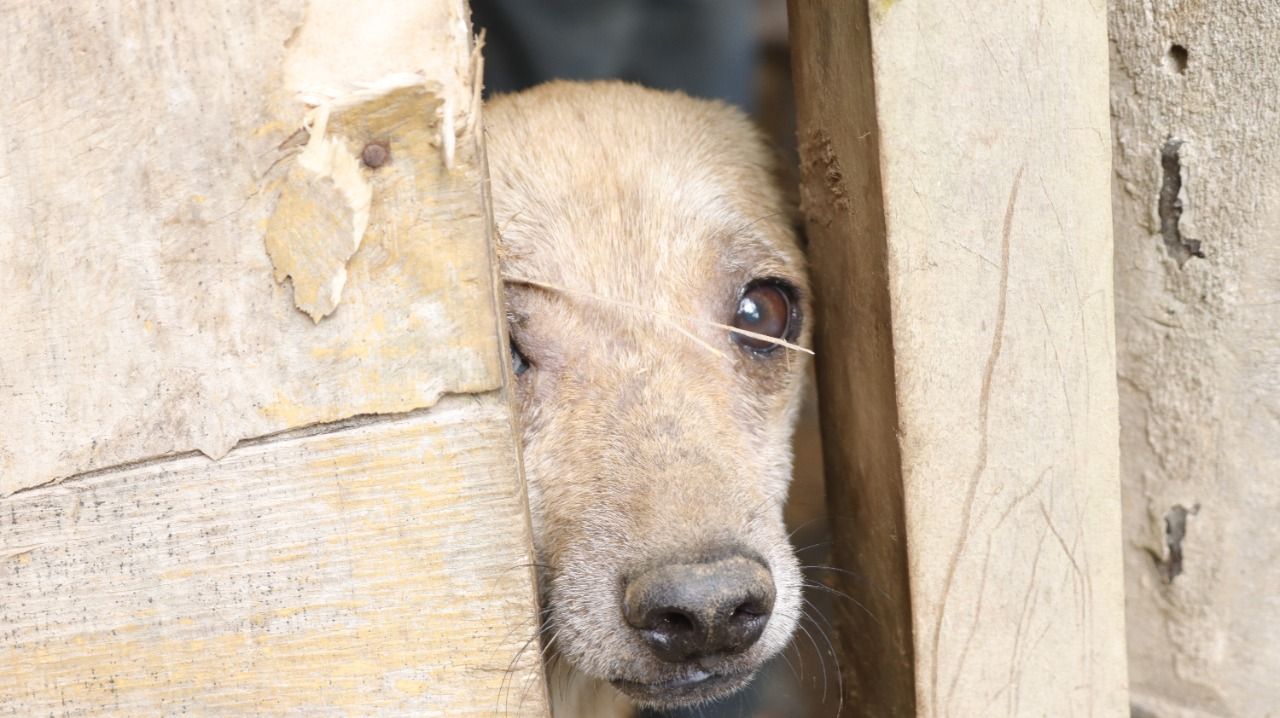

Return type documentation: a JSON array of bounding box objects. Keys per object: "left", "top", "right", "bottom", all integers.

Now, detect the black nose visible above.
[{"left": 623, "top": 555, "right": 775, "bottom": 663}]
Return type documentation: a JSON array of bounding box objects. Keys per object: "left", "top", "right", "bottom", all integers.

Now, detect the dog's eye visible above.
[
  {"left": 510, "top": 337, "right": 531, "bottom": 377},
  {"left": 732, "top": 280, "right": 796, "bottom": 352}
]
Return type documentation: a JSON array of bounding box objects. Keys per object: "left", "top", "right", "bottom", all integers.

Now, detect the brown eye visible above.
[{"left": 732, "top": 281, "right": 796, "bottom": 352}]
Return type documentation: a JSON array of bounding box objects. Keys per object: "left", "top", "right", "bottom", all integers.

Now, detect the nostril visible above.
[
  {"left": 636, "top": 607, "right": 706, "bottom": 664},
  {"left": 723, "top": 596, "right": 771, "bottom": 651},
  {"left": 655, "top": 610, "right": 696, "bottom": 635},
  {"left": 732, "top": 597, "right": 768, "bottom": 620}
]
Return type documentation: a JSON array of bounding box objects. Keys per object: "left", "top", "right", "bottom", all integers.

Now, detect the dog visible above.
[{"left": 485, "top": 81, "right": 811, "bottom": 715}]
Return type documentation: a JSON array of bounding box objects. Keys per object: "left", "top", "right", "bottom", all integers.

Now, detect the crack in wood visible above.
[{"left": 932, "top": 165, "right": 1023, "bottom": 713}]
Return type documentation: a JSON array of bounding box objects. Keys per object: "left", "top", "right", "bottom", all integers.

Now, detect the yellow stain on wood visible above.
[
  {"left": 251, "top": 119, "right": 301, "bottom": 138},
  {"left": 0, "top": 401, "right": 544, "bottom": 715},
  {"left": 394, "top": 678, "right": 431, "bottom": 696},
  {"left": 874, "top": 0, "right": 900, "bottom": 20},
  {"left": 2, "top": 53, "right": 505, "bottom": 494},
  {"left": 263, "top": 80, "right": 464, "bottom": 325},
  {"left": 263, "top": 105, "right": 373, "bottom": 322},
  {"left": 260, "top": 392, "right": 323, "bottom": 427}
]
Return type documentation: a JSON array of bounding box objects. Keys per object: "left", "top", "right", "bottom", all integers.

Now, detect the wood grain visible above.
[
  {"left": 786, "top": 2, "right": 916, "bottom": 714},
  {"left": 1, "top": 397, "right": 545, "bottom": 716},
  {"left": 0, "top": 0, "right": 548, "bottom": 713},
  {"left": 789, "top": 1, "right": 1130, "bottom": 715},
  {"left": 0, "top": 0, "right": 494, "bottom": 494}
]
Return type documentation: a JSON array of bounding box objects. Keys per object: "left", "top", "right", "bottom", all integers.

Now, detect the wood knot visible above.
[{"left": 361, "top": 142, "right": 390, "bottom": 169}]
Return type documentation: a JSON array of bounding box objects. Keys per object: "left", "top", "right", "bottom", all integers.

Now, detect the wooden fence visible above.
[{"left": 2, "top": 1, "right": 1131, "bottom": 716}]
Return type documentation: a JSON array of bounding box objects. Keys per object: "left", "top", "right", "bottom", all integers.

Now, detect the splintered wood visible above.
[
  {"left": 1, "top": 0, "right": 547, "bottom": 715},
  {"left": 0, "top": 0, "right": 494, "bottom": 494}
]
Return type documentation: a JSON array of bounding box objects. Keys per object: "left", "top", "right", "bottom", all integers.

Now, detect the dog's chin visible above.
[{"left": 610, "top": 667, "right": 756, "bottom": 709}]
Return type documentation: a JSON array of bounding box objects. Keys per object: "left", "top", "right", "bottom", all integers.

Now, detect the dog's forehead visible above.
[{"left": 485, "top": 82, "right": 800, "bottom": 304}]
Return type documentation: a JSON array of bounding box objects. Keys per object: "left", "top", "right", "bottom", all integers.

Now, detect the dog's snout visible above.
[{"left": 622, "top": 555, "right": 775, "bottom": 663}]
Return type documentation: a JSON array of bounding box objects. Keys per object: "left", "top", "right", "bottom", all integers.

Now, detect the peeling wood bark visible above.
[{"left": 789, "top": 1, "right": 1130, "bottom": 715}]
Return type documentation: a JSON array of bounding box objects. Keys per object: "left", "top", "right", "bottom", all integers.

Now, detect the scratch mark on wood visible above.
[
  {"left": 1040, "top": 501, "right": 1084, "bottom": 580},
  {"left": 931, "top": 165, "right": 1024, "bottom": 713}
]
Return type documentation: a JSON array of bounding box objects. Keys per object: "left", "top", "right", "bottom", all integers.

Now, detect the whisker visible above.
[
  {"left": 505, "top": 275, "right": 815, "bottom": 355},
  {"left": 801, "top": 596, "right": 840, "bottom": 645},
  {"left": 802, "top": 578, "right": 882, "bottom": 626},
  {"left": 802, "top": 563, "right": 893, "bottom": 600},
  {"left": 792, "top": 539, "right": 833, "bottom": 557},
  {"left": 803, "top": 611, "right": 847, "bottom": 718},
  {"left": 496, "top": 627, "right": 539, "bottom": 716},
  {"left": 794, "top": 615, "right": 828, "bottom": 700},
  {"left": 515, "top": 628, "right": 557, "bottom": 713},
  {"left": 787, "top": 515, "right": 831, "bottom": 542},
  {"left": 777, "top": 643, "right": 801, "bottom": 683}
]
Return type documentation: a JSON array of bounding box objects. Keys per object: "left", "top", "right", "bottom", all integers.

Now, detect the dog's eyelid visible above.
[
  {"left": 508, "top": 335, "right": 532, "bottom": 377},
  {"left": 741, "top": 275, "right": 805, "bottom": 311}
]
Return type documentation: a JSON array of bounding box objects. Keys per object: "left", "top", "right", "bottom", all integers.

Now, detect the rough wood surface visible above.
[
  {"left": 0, "top": 0, "right": 548, "bottom": 714},
  {"left": 1110, "top": 4, "right": 1280, "bottom": 715},
  {"left": 789, "top": 1, "right": 1130, "bottom": 715},
  {"left": 786, "top": 2, "right": 916, "bottom": 714},
  {"left": 0, "top": 0, "right": 492, "bottom": 495},
  {"left": 0, "top": 397, "right": 546, "bottom": 717}
]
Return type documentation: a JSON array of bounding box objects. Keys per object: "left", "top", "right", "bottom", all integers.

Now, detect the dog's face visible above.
[{"left": 485, "top": 82, "right": 809, "bottom": 710}]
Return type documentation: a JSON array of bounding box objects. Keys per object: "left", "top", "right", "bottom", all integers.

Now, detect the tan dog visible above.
[{"left": 485, "top": 81, "right": 810, "bottom": 715}]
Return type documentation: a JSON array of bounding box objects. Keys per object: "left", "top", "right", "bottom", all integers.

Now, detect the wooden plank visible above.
[
  {"left": 0, "top": 0, "right": 493, "bottom": 494},
  {"left": 785, "top": 2, "right": 917, "bottom": 714},
  {"left": 0, "top": 0, "right": 548, "bottom": 713},
  {"left": 1110, "top": 4, "right": 1280, "bottom": 715},
  {"left": 0, "top": 396, "right": 546, "bottom": 717},
  {"left": 789, "top": 1, "right": 1130, "bottom": 715}
]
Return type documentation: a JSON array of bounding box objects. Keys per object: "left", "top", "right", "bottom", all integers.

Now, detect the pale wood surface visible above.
[
  {"left": 0, "top": 397, "right": 546, "bottom": 717},
  {"left": 790, "top": 1, "right": 1130, "bottom": 715},
  {"left": 1, "top": 0, "right": 548, "bottom": 714},
  {"left": 0, "top": 0, "right": 493, "bottom": 494}
]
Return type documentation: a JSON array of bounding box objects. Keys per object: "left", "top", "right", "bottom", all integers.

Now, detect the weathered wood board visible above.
[
  {"left": 1, "top": 0, "right": 548, "bottom": 714},
  {"left": 1111, "top": 3, "right": 1280, "bottom": 715},
  {"left": 1, "top": 398, "right": 545, "bottom": 716},
  {"left": 0, "top": 0, "right": 493, "bottom": 495},
  {"left": 789, "top": 1, "right": 1130, "bottom": 715}
]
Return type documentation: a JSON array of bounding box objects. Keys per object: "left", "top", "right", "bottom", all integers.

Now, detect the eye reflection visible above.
[
  {"left": 510, "top": 337, "right": 531, "bottom": 376},
  {"left": 732, "top": 281, "right": 795, "bottom": 352}
]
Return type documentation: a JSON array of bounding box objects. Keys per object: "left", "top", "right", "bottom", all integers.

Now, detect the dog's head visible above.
[{"left": 486, "top": 81, "right": 809, "bottom": 709}]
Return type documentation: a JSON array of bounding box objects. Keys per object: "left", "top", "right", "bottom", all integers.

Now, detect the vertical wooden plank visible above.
[
  {"left": 789, "top": 1, "right": 1130, "bottom": 715},
  {"left": 785, "top": 2, "right": 917, "bottom": 715},
  {"left": 1110, "top": 4, "right": 1280, "bottom": 715}
]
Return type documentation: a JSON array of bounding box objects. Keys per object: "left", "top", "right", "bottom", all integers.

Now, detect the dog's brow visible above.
[{"left": 721, "top": 228, "right": 801, "bottom": 278}]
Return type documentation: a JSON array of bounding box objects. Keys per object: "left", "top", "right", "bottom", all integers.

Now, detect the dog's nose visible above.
[{"left": 623, "top": 555, "right": 775, "bottom": 663}]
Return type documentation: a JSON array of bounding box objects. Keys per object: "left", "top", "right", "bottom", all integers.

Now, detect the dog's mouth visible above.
[{"left": 610, "top": 667, "right": 754, "bottom": 707}]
